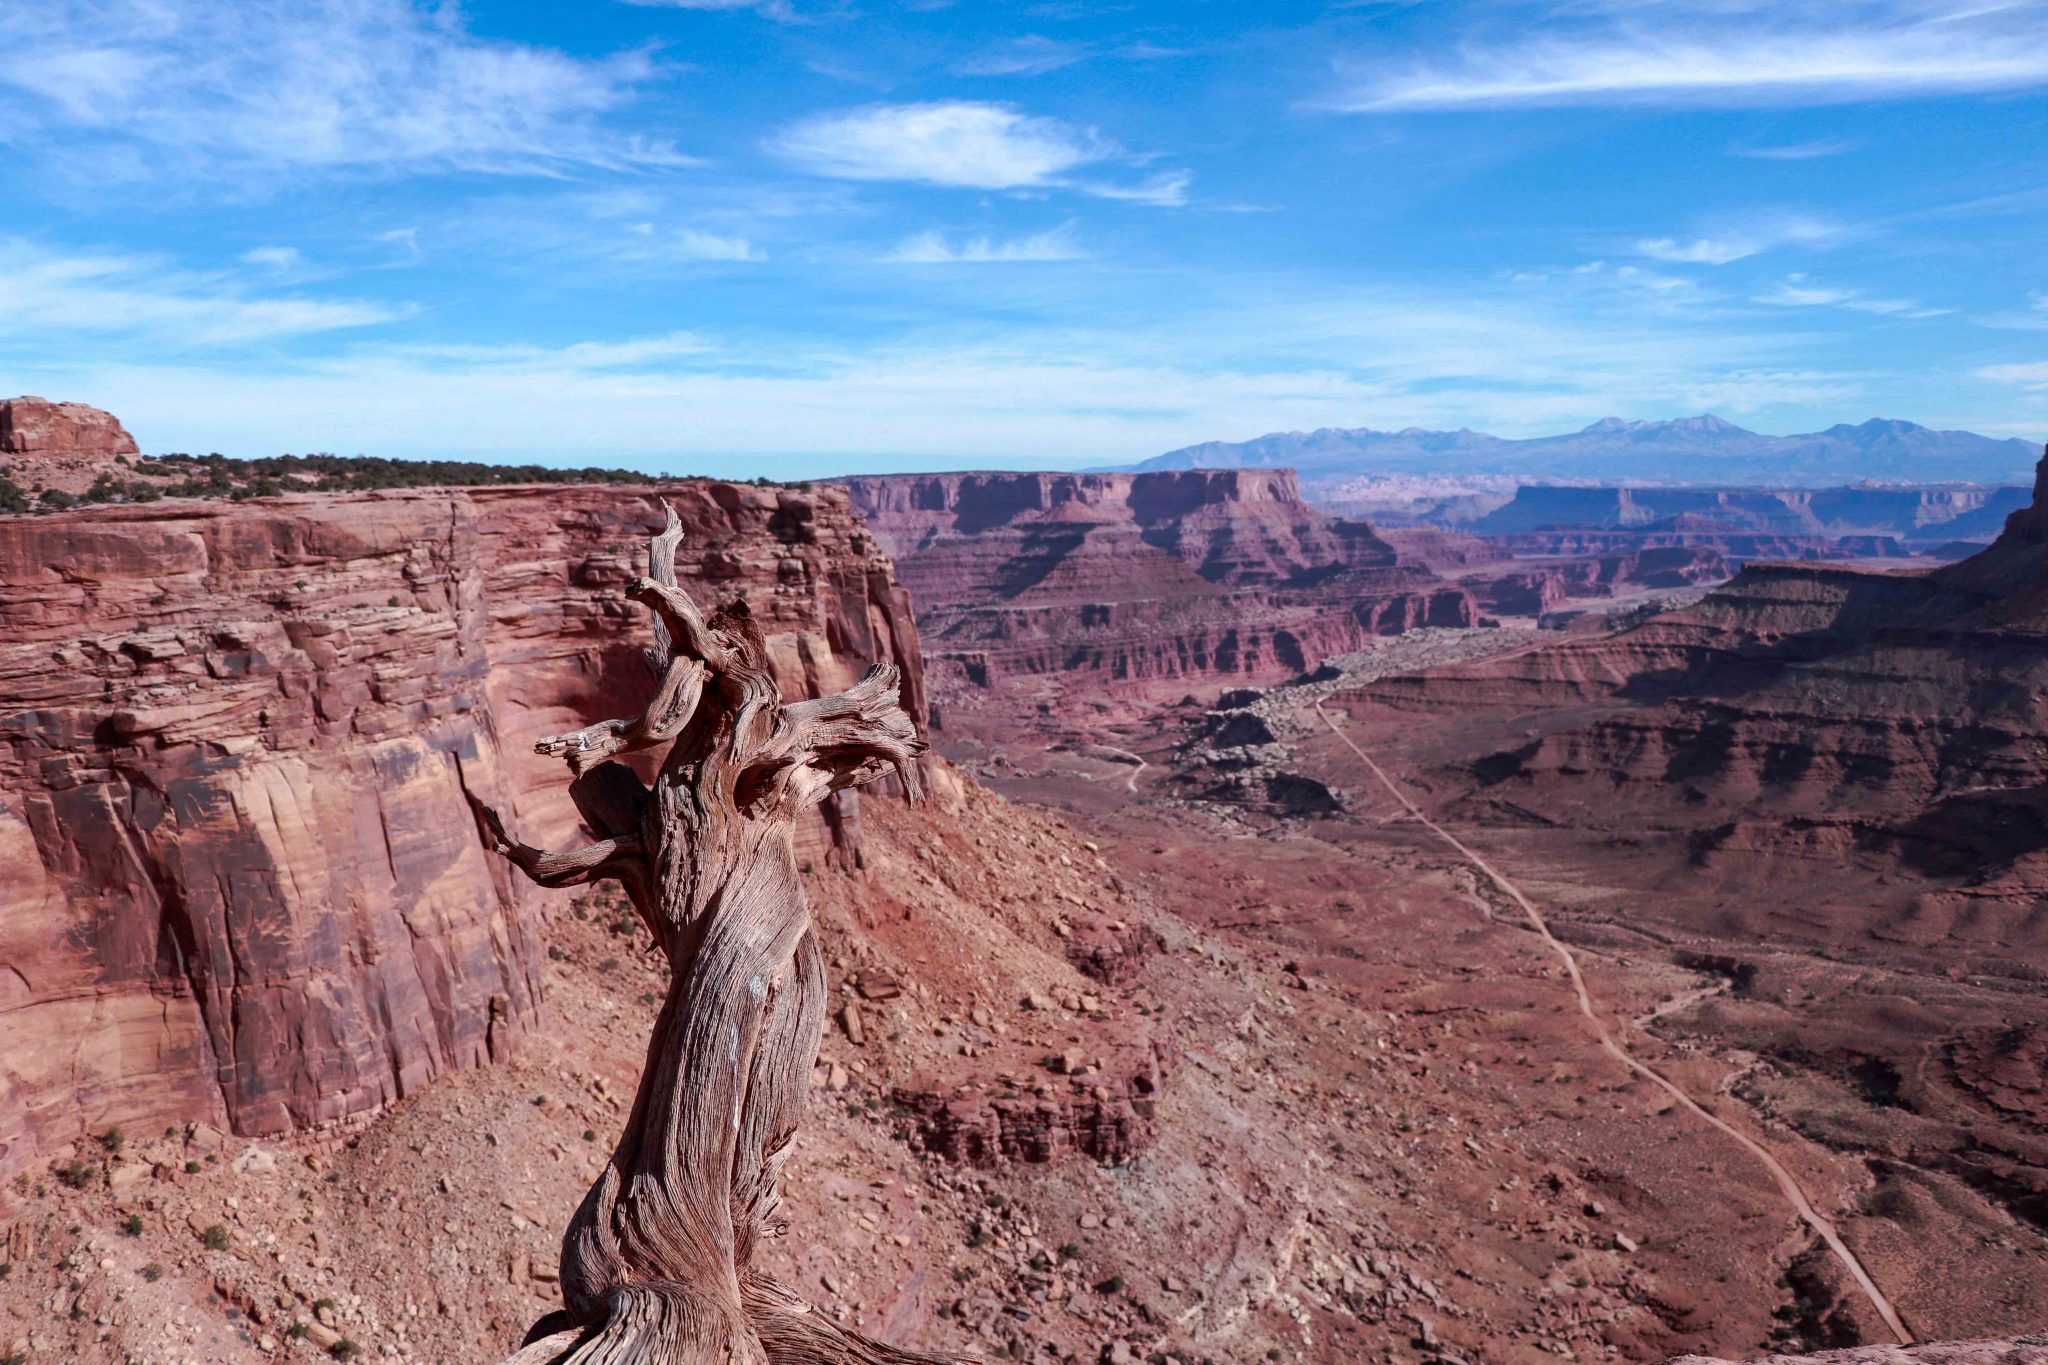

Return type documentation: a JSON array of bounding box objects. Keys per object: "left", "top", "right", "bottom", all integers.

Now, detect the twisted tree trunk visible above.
[{"left": 469, "top": 505, "right": 977, "bottom": 1365}]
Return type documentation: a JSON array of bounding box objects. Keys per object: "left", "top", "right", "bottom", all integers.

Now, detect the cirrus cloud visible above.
[
  {"left": 0, "top": 237, "right": 402, "bottom": 346},
  {"left": 1333, "top": 5, "right": 2048, "bottom": 111},
  {"left": 886, "top": 223, "right": 1087, "bottom": 263},
  {"left": 1636, "top": 215, "right": 1844, "bottom": 265},
  {"left": 0, "top": 0, "right": 685, "bottom": 181},
  {"left": 768, "top": 100, "right": 1189, "bottom": 204}
]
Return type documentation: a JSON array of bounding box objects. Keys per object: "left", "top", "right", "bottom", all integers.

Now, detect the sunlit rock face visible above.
[
  {"left": 0, "top": 396, "right": 140, "bottom": 462},
  {"left": 0, "top": 481, "right": 925, "bottom": 1184},
  {"left": 840, "top": 468, "right": 1474, "bottom": 691}
]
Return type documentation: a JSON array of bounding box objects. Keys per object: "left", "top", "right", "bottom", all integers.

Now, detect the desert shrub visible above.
[
  {"left": 200, "top": 1223, "right": 229, "bottom": 1250},
  {"left": 56, "top": 1159, "right": 96, "bottom": 1189},
  {"left": 140, "top": 1263, "right": 162, "bottom": 1282}
]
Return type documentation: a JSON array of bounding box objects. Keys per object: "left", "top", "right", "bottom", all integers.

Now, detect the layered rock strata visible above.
[
  {"left": 0, "top": 396, "right": 138, "bottom": 462},
  {"left": 840, "top": 469, "right": 1474, "bottom": 691},
  {"left": 0, "top": 482, "right": 924, "bottom": 1185}
]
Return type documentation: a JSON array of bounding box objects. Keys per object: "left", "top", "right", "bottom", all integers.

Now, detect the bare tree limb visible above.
[
  {"left": 627, "top": 576, "right": 735, "bottom": 674},
  {"left": 464, "top": 788, "right": 644, "bottom": 888},
  {"left": 535, "top": 655, "right": 707, "bottom": 776}
]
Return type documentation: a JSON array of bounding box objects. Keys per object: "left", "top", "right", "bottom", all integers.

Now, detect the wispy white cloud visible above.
[
  {"left": 0, "top": 238, "right": 401, "bottom": 345},
  {"left": 614, "top": 220, "right": 764, "bottom": 262},
  {"left": 1728, "top": 137, "right": 1861, "bottom": 160},
  {"left": 382, "top": 332, "right": 715, "bottom": 370},
  {"left": 0, "top": 0, "right": 684, "bottom": 181},
  {"left": 1977, "top": 359, "right": 2048, "bottom": 390},
  {"left": 670, "top": 229, "right": 765, "bottom": 261},
  {"left": 622, "top": 0, "right": 794, "bottom": 16},
  {"left": 374, "top": 228, "right": 424, "bottom": 267},
  {"left": 770, "top": 101, "right": 1105, "bottom": 188},
  {"left": 768, "top": 101, "right": 1189, "bottom": 203},
  {"left": 1637, "top": 238, "right": 1758, "bottom": 265},
  {"left": 1636, "top": 215, "right": 1844, "bottom": 264},
  {"left": 956, "top": 36, "right": 1091, "bottom": 77},
  {"left": 1333, "top": 5, "right": 2048, "bottom": 110},
  {"left": 1753, "top": 272, "right": 1951, "bottom": 318},
  {"left": 239, "top": 245, "right": 303, "bottom": 270},
  {"left": 1508, "top": 260, "right": 1701, "bottom": 307},
  {"left": 887, "top": 223, "right": 1086, "bottom": 263},
  {"left": 1084, "top": 170, "right": 1191, "bottom": 208},
  {"left": 1970, "top": 289, "right": 2048, "bottom": 331}
]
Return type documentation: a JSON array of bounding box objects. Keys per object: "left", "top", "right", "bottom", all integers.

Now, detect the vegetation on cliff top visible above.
[{"left": 0, "top": 451, "right": 802, "bottom": 513}]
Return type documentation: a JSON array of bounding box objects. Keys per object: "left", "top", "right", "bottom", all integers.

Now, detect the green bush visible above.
[
  {"left": 149, "top": 450, "right": 667, "bottom": 495},
  {"left": 2, "top": 449, "right": 695, "bottom": 514},
  {"left": 200, "top": 1223, "right": 229, "bottom": 1250}
]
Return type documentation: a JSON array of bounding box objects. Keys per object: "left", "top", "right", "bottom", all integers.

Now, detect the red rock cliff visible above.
[
  {"left": 0, "top": 482, "right": 924, "bottom": 1187},
  {"left": 840, "top": 468, "right": 1473, "bottom": 690},
  {"left": 0, "top": 396, "right": 138, "bottom": 461}
]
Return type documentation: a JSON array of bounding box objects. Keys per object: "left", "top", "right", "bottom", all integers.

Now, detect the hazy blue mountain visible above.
[{"left": 1133, "top": 416, "right": 2039, "bottom": 486}]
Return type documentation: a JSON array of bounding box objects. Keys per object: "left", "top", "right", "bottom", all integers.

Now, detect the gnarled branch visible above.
[
  {"left": 738, "top": 664, "right": 927, "bottom": 816},
  {"left": 627, "top": 576, "right": 735, "bottom": 675},
  {"left": 464, "top": 787, "right": 644, "bottom": 889},
  {"left": 645, "top": 500, "right": 685, "bottom": 674},
  {"left": 536, "top": 654, "right": 707, "bottom": 776}
]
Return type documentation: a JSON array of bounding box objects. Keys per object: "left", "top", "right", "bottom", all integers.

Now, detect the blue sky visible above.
[{"left": 0, "top": 0, "right": 2044, "bottom": 478}]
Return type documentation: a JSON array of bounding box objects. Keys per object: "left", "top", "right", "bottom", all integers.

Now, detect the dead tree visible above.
[{"left": 470, "top": 504, "right": 975, "bottom": 1365}]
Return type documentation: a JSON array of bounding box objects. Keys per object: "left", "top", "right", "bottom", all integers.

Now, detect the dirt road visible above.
[{"left": 1314, "top": 696, "right": 1914, "bottom": 1346}]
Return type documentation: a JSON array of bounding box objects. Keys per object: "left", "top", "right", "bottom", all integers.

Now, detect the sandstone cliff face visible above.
[
  {"left": 0, "top": 397, "right": 138, "bottom": 461},
  {"left": 0, "top": 397, "right": 143, "bottom": 500},
  {"left": 840, "top": 468, "right": 1473, "bottom": 691},
  {"left": 1492, "top": 528, "right": 1903, "bottom": 563},
  {"left": 1474, "top": 483, "right": 2026, "bottom": 543},
  {"left": 0, "top": 483, "right": 924, "bottom": 1187}
]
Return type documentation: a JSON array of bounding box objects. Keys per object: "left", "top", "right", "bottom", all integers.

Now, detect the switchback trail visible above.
[
  {"left": 1097, "top": 745, "right": 1149, "bottom": 793},
  {"left": 1312, "top": 697, "right": 1914, "bottom": 1346}
]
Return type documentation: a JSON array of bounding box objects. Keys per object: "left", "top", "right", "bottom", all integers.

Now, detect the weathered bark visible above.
[{"left": 471, "top": 504, "right": 976, "bottom": 1365}]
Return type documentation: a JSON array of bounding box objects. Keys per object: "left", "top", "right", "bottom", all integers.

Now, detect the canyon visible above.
[
  {"left": 838, "top": 468, "right": 1477, "bottom": 695},
  {"left": 3, "top": 404, "right": 2045, "bottom": 1364}
]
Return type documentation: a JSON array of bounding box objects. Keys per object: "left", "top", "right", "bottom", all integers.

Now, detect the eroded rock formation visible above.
[
  {"left": 0, "top": 483, "right": 925, "bottom": 1191},
  {"left": 839, "top": 469, "right": 1473, "bottom": 691},
  {"left": 0, "top": 396, "right": 138, "bottom": 462}
]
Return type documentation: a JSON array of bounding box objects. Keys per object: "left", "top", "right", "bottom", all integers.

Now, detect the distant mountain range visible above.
[{"left": 1133, "top": 416, "right": 2041, "bottom": 487}]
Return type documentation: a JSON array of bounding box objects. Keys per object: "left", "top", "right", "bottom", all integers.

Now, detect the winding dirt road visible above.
[
  {"left": 1313, "top": 696, "right": 1914, "bottom": 1346},
  {"left": 1096, "top": 745, "right": 1149, "bottom": 793}
]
